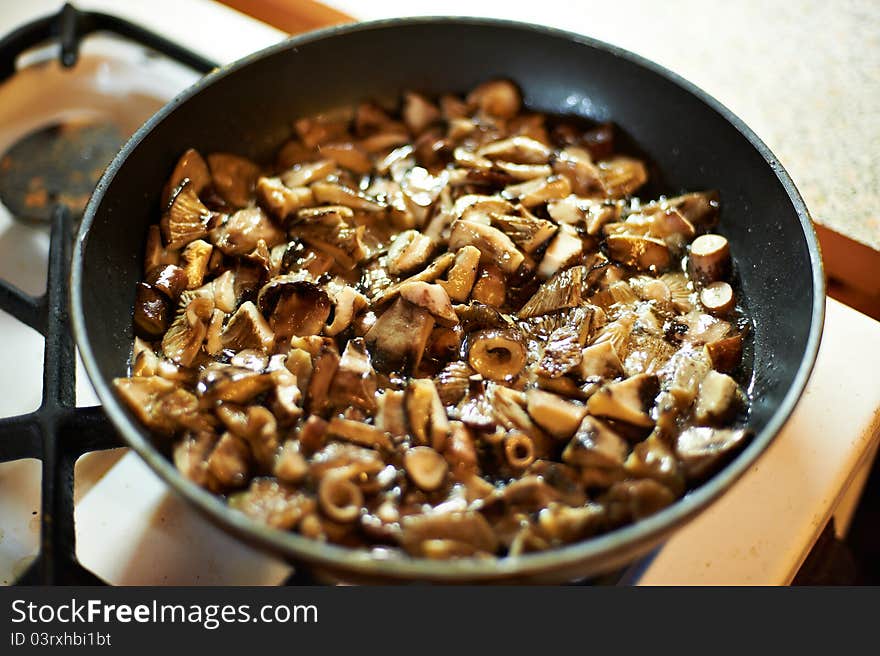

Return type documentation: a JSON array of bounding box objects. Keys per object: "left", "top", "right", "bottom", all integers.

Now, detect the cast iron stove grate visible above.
[{"left": 0, "top": 4, "right": 640, "bottom": 587}]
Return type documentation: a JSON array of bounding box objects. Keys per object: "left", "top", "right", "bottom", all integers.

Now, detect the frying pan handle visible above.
[{"left": 0, "top": 3, "right": 219, "bottom": 83}]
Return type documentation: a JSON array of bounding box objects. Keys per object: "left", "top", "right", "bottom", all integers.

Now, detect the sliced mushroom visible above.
[
  {"left": 518, "top": 265, "right": 588, "bottom": 318},
  {"left": 290, "top": 210, "right": 366, "bottom": 270},
  {"left": 477, "top": 136, "right": 552, "bottom": 164},
  {"left": 161, "top": 296, "right": 213, "bottom": 366},
  {"left": 324, "top": 283, "right": 368, "bottom": 336},
  {"left": 535, "top": 307, "right": 595, "bottom": 378},
  {"left": 228, "top": 478, "right": 315, "bottom": 530},
  {"left": 294, "top": 113, "right": 350, "bottom": 149},
  {"left": 602, "top": 479, "right": 675, "bottom": 525},
  {"left": 525, "top": 389, "right": 587, "bottom": 440},
  {"left": 438, "top": 245, "right": 480, "bottom": 302},
  {"left": 364, "top": 296, "right": 435, "bottom": 374},
  {"left": 210, "top": 207, "right": 286, "bottom": 256},
  {"left": 689, "top": 234, "right": 731, "bottom": 284},
  {"left": 407, "top": 378, "right": 451, "bottom": 451},
  {"left": 562, "top": 415, "right": 628, "bottom": 469},
  {"left": 161, "top": 180, "right": 215, "bottom": 249},
  {"left": 306, "top": 341, "right": 340, "bottom": 415},
  {"left": 537, "top": 223, "right": 583, "bottom": 279},
  {"left": 133, "top": 282, "right": 171, "bottom": 339},
  {"left": 399, "top": 511, "right": 498, "bottom": 556},
  {"left": 317, "top": 473, "right": 364, "bottom": 523},
  {"left": 676, "top": 426, "right": 750, "bottom": 480},
  {"left": 326, "top": 417, "right": 392, "bottom": 451},
  {"left": 700, "top": 281, "right": 736, "bottom": 315},
  {"left": 255, "top": 176, "right": 313, "bottom": 221},
  {"left": 467, "top": 328, "right": 527, "bottom": 381},
  {"left": 596, "top": 156, "right": 647, "bottom": 198},
  {"left": 704, "top": 334, "right": 743, "bottom": 373},
  {"left": 329, "top": 338, "right": 378, "bottom": 412},
  {"left": 490, "top": 211, "right": 557, "bottom": 253},
  {"left": 453, "top": 194, "right": 516, "bottom": 220},
  {"left": 375, "top": 389, "right": 408, "bottom": 439},
  {"left": 162, "top": 148, "right": 212, "bottom": 207},
  {"left": 402, "top": 91, "right": 440, "bottom": 134},
  {"left": 145, "top": 264, "right": 189, "bottom": 302},
  {"left": 579, "top": 340, "right": 624, "bottom": 379},
  {"left": 624, "top": 433, "right": 684, "bottom": 495},
  {"left": 399, "top": 281, "right": 458, "bottom": 327},
  {"left": 606, "top": 234, "right": 671, "bottom": 272},
  {"left": 257, "top": 276, "right": 331, "bottom": 339},
  {"left": 470, "top": 264, "right": 506, "bottom": 307},
  {"left": 466, "top": 79, "right": 521, "bottom": 119},
  {"left": 319, "top": 141, "right": 372, "bottom": 175},
  {"left": 666, "top": 190, "right": 720, "bottom": 228},
  {"left": 311, "top": 180, "right": 385, "bottom": 212},
  {"left": 434, "top": 361, "right": 475, "bottom": 406},
  {"left": 586, "top": 373, "right": 659, "bottom": 428},
  {"left": 207, "top": 152, "right": 260, "bottom": 208},
  {"left": 273, "top": 440, "right": 308, "bottom": 484},
  {"left": 113, "top": 375, "right": 180, "bottom": 434},
  {"left": 197, "top": 364, "right": 273, "bottom": 404},
  {"left": 404, "top": 446, "right": 448, "bottom": 491},
  {"left": 386, "top": 229, "right": 435, "bottom": 275},
  {"left": 370, "top": 252, "right": 456, "bottom": 307},
  {"left": 178, "top": 239, "right": 213, "bottom": 290},
  {"left": 220, "top": 301, "right": 275, "bottom": 352},
  {"left": 694, "top": 370, "right": 743, "bottom": 425},
  {"left": 502, "top": 175, "right": 571, "bottom": 208},
  {"left": 448, "top": 219, "right": 524, "bottom": 274},
  {"left": 280, "top": 159, "right": 335, "bottom": 188},
  {"left": 206, "top": 432, "right": 251, "bottom": 489}
]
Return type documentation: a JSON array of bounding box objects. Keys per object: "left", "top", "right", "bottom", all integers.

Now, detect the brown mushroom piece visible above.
[
  {"left": 399, "top": 511, "right": 498, "bottom": 557},
  {"left": 404, "top": 446, "right": 448, "bottom": 491},
  {"left": 206, "top": 152, "right": 260, "bottom": 208},
  {"left": 586, "top": 373, "right": 659, "bottom": 428},
  {"left": 290, "top": 208, "right": 366, "bottom": 270},
  {"left": 113, "top": 376, "right": 180, "bottom": 435},
  {"left": 197, "top": 364, "right": 273, "bottom": 404},
  {"left": 579, "top": 340, "right": 624, "bottom": 380},
  {"left": 229, "top": 479, "right": 316, "bottom": 530},
  {"left": 161, "top": 296, "right": 213, "bottom": 366},
  {"left": 490, "top": 211, "right": 558, "bottom": 254},
  {"left": 326, "top": 417, "right": 392, "bottom": 451},
  {"left": 689, "top": 234, "right": 731, "bottom": 284},
  {"left": 518, "top": 265, "right": 588, "bottom": 318},
  {"left": 399, "top": 281, "right": 458, "bottom": 327},
  {"left": 311, "top": 180, "right": 385, "bottom": 212},
  {"left": 162, "top": 148, "right": 212, "bottom": 207},
  {"left": 329, "top": 338, "right": 378, "bottom": 412},
  {"left": 273, "top": 440, "right": 308, "bottom": 484},
  {"left": 133, "top": 282, "right": 171, "bottom": 339},
  {"left": 694, "top": 370, "right": 744, "bottom": 425},
  {"left": 402, "top": 91, "right": 440, "bottom": 134},
  {"left": 676, "top": 426, "right": 750, "bottom": 480},
  {"left": 206, "top": 432, "right": 251, "bottom": 489},
  {"left": 145, "top": 264, "right": 189, "bottom": 302},
  {"left": 525, "top": 389, "right": 587, "bottom": 440},
  {"left": 320, "top": 141, "right": 373, "bottom": 175},
  {"left": 606, "top": 234, "right": 671, "bottom": 272},
  {"left": 466, "top": 79, "right": 521, "bottom": 119},
  {"left": 280, "top": 159, "right": 335, "bottom": 187},
  {"left": 386, "top": 229, "right": 435, "bottom": 275},
  {"left": 467, "top": 328, "right": 527, "bottom": 381},
  {"left": 448, "top": 219, "right": 524, "bottom": 274},
  {"left": 255, "top": 176, "right": 313, "bottom": 221},
  {"left": 178, "top": 239, "right": 213, "bottom": 290},
  {"left": 305, "top": 341, "right": 340, "bottom": 415},
  {"left": 219, "top": 301, "right": 275, "bottom": 352},
  {"left": 596, "top": 156, "right": 648, "bottom": 198},
  {"left": 257, "top": 276, "right": 331, "bottom": 339},
  {"left": 537, "top": 223, "right": 583, "bottom": 279},
  {"left": 502, "top": 175, "right": 571, "bottom": 208},
  {"left": 324, "top": 282, "right": 368, "bottom": 336},
  {"left": 602, "top": 479, "right": 676, "bottom": 525},
  {"left": 161, "top": 180, "right": 215, "bottom": 249},
  {"left": 406, "top": 378, "right": 451, "bottom": 451},
  {"left": 438, "top": 245, "right": 480, "bottom": 302},
  {"left": 704, "top": 334, "right": 743, "bottom": 373},
  {"left": 364, "top": 296, "right": 435, "bottom": 374},
  {"left": 477, "top": 136, "right": 552, "bottom": 164},
  {"left": 374, "top": 389, "right": 408, "bottom": 439},
  {"left": 552, "top": 146, "right": 604, "bottom": 196},
  {"left": 624, "top": 433, "right": 685, "bottom": 495},
  {"left": 562, "top": 415, "right": 629, "bottom": 469},
  {"left": 210, "top": 207, "right": 286, "bottom": 256},
  {"left": 700, "top": 281, "right": 736, "bottom": 316},
  {"left": 667, "top": 190, "right": 720, "bottom": 228},
  {"left": 470, "top": 264, "right": 506, "bottom": 307}
]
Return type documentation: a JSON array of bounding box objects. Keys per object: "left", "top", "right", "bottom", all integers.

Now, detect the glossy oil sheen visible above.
[{"left": 72, "top": 18, "right": 824, "bottom": 583}]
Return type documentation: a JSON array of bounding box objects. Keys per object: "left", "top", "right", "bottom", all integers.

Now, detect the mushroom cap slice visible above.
[
  {"left": 364, "top": 296, "right": 435, "bottom": 374},
  {"left": 404, "top": 446, "right": 449, "bottom": 491},
  {"left": 448, "top": 219, "right": 524, "bottom": 274},
  {"left": 694, "top": 370, "right": 743, "bottom": 425},
  {"left": 207, "top": 152, "right": 261, "bottom": 208},
  {"left": 676, "top": 426, "right": 750, "bottom": 480},
  {"left": 210, "top": 207, "right": 286, "bottom": 256},
  {"left": 399, "top": 511, "right": 499, "bottom": 556},
  {"left": 161, "top": 180, "right": 215, "bottom": 250},
  {"left": 525, "top": 389, "right": 587, "bottom": 440},
  {"left": 562, "top": 415, "right": 629, "bottom": 469},
  {"left": 220, "top": 301, "right": 275, "bottom": 352},
  {"left": 399, "top": 281, "right": 458, "bottom": 327},
  {"left": 537, "top": 223, "right": 583, "bottom": 279},
  {"left": 606, "top": 234, "right": 671, "bottom": 272},
  {"left": 586, "top": 373, "right": 659, "bottom": 428},
  {"left": 518, "top": 265, "right": 588, "bottom": 318},
  {"left": 257, "top": 275, "right": 332, "bottom": 339}
]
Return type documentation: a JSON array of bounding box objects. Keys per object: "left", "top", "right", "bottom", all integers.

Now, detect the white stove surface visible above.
[{"left": 1, "top": 0, "right": 879, "bottom": 586}]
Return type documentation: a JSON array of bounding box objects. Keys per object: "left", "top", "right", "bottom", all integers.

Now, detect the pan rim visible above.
[{"left": 71, "top": 16, "right": 826, "bottom": 582}]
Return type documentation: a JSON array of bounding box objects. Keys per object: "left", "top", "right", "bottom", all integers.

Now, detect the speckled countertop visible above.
[{"left": 327, "top": 0, "right": 880, "bottom": 249}]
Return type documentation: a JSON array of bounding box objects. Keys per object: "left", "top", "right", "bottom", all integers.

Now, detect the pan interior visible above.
[{"left": 74, "top": 19, "right": 821, "bottom": 580}]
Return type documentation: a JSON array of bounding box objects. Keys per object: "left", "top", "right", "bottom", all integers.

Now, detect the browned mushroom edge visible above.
[{"left": 116, "top": 80, "right": 754, "bottom": 560}]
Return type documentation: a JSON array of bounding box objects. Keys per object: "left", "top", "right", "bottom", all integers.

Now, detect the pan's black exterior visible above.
[{"left": 71, "top": 18, "right": 824, "bottom": 583}]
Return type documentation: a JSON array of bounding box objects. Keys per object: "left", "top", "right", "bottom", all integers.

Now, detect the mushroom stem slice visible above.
[
  {"left": 326, "top": 417, "right": 392, "bottom": 451},
  {"left": 467, "top": 329, "right": 527, "bottom": 381},
  {"left": 404, "top": 446, "right": 449, "bottom": 491},
  {"left": 586, "top": 373, "right": 659, "bottom": 428},
  {"left": 502, "top": 175, "right": 572, "bottom": 208},
  {"left": 579, "top": 340, "right": 624, "bottom": 380},
  {"left": 689, "top": 234, "right": 731, "bottom": 284},
  {"left": 700, "top": 281, "right": 736, "bottom": 316},
  {"left": 386, "top": 229, "right": 435, "bottom": 276},
  {"left": 364, "top": 297, "right": 435, "bottom": 374},
  {"left": 256, "top": 176, "right": 313, "bottom": 221}
]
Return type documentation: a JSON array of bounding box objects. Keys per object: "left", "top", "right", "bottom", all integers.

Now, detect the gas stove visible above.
[{"left": 1, "top": 0, "right": 878, "bottom": 587}]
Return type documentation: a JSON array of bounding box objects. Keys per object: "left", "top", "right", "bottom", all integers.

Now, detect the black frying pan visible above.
[{"left": 71, "top": 17, "right": 825, "bottom": 584}]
